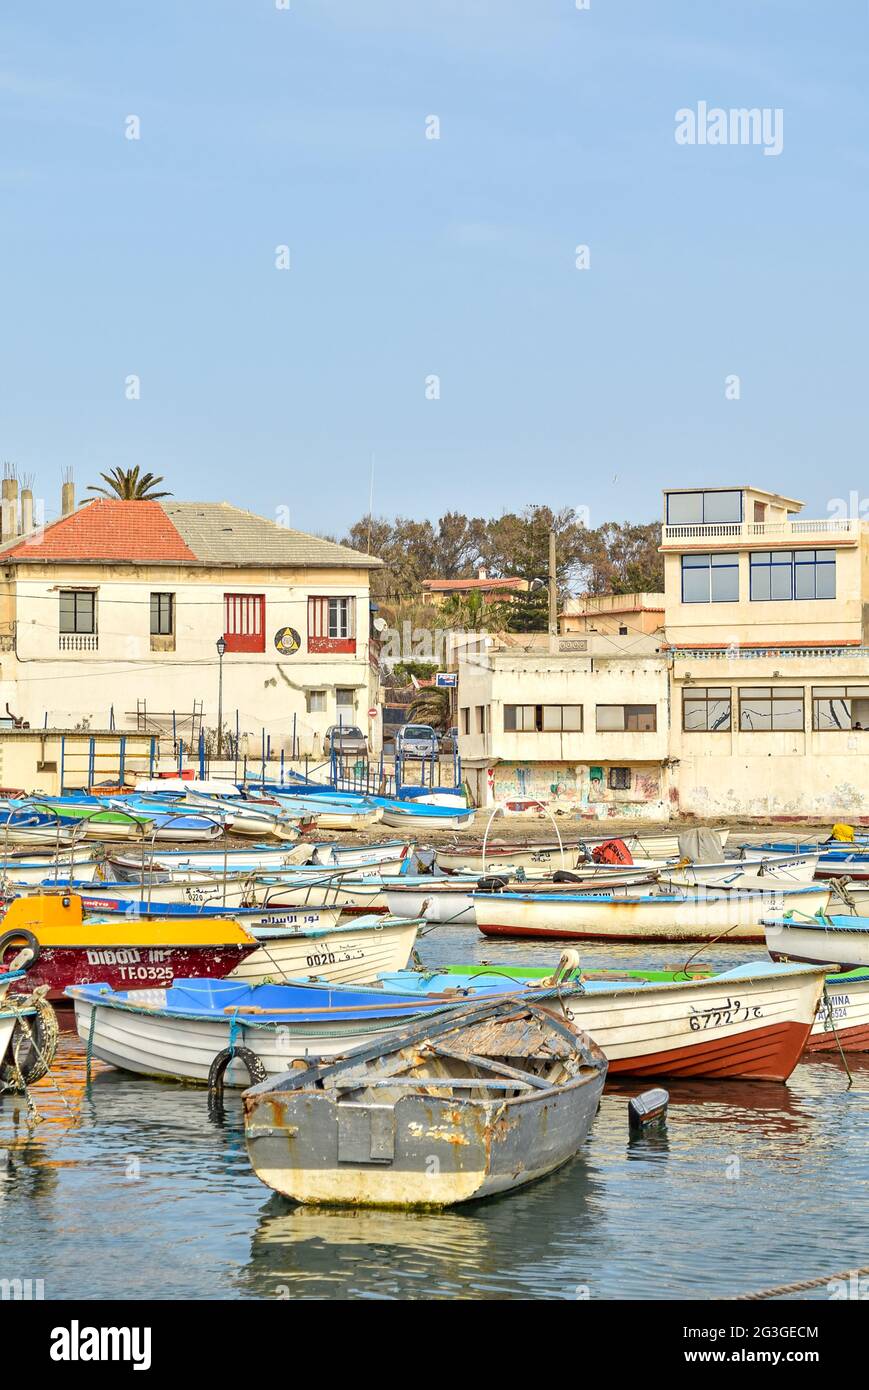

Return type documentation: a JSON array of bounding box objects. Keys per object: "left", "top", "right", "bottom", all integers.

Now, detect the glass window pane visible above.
[
  {"left": 794, "top": 564, "right": 815, "bottom": 600},
  {"left": 596, "top": 705, "right": 624, "bottom": 731},
  {"left": 562, "top": 705, "right": 583, "bottom": 731},
  {"left": 772, "top": 698, "right": 804, "bottom": 730},
  {"left": 711, "top": 564, "right": 739, "bottom": 601},
  {"left": 814, "top": 698, "right": 849, "bottom": 730},
  {"left": 776, "top": 689, "right": 802, "bottom": 698},
  {"left": 682, "top": 561, "right": 710, "bottom": 603},
  {"left": 740, "top": 695, "right": 772, "bottom": 730},
  {"left": 683, "top": 699, "right": 707, "bottom": 731},
  {"left": 703, "top": 490, "right": 742, "bottom": 523},
  {"left": 708, "top": 688, "right": 730, "bottom": 698},
  {"left": 847, "top": 687, "right": 869, "bottom": 699},
  {"left": 626, "top": 705, "right": 656, "bottom": 732},
  {"left": 709, "top": 698, "right": 731, "bottom": 730},
  {"left": 541, "top": 705, "right": 562, "bottom": 731},
  {"left": 816, "top": 560, "right": 836, "bottom": 598},
  {"left": 770, "top": 564, "right": 793, "bottom": 600},
  {"left": 667, "top": 492, "right": 704, "bottom": 524},
  {"left": 750, "top": 563, "right": 771, "bottom": 601},
  {"left": 683, "top": 552, "right": 711, "bottom": 568},
  {"left": 504, "top": 705, "right": 517, "bottom": 731}
]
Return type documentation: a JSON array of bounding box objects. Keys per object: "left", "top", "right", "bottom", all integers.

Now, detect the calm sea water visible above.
[{"left": 1, "top": 925, "right": 866, "bottom": 1301}]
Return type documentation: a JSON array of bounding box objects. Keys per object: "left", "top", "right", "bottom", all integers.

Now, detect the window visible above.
[
  {"left": 308, "top": 596, "right": 356, "bottom": 652},
  {"left": 681, "top": 553, "right": 739, "bottom": 603},
  {"left": 461, "top": 707, "right": 470, "bottom": 735},
  {"left": 596, "top": 705, "right": 657, "bottom": 732},
  {"left": 683, "top": 688, "right": 732, "bottom": 732},
  {"left": 750, "top": 550, "right": 835, "bottom": 602},
  {"left": 608, "top": 766, "right": 631, "bottom": 790},
  {"left": 336, "top": 688, "right": 355, "bottom": 712},
  {"left": 224, "top": 594, "right": 265, "bottom": 652},
  {"left": 812, "top": 687, "right": 869, "bottom": 731},
  {"left": 150, "top": 593, "right": 174, "bottom": 636},
  {"left": 59, "top": 590, "right": 96, "bottom": 634},
  {"left": 504, "top": 705, "right": 583, "bottom": 732},
  {"left": 739, "top": 687, "right": 804, "bottom": 731},
  {"left": 307, "top": 690, "right": 327, "bottom": 714},
  {"left": 476, "top": 706, "right": 485, "bottom": 734},
  {"left": 666, "top": 490, "right": 742, "bottom": 525}
]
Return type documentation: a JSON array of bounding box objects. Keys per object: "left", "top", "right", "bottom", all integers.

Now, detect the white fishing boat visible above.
[
  {"left": 0, "top": 853, "right": 100, "bottom": 885},
  {"left": 227, "top": 914, "right": 420, "bottom": 986},
  {"left": 436, "top": 830, "right": 734, "bottom": 875},
  {"left": 473, "top": 884, "right": 834, "bottom": 943},
  {"left": 107, "top": 845, "right": 315, "bottom": 874},
  {"left": 807, "top": 968, "right": 869, "bottom": 1052},
  {"left": 764, "top": 913, "right": 869, "bottom": 971},
  {"left": 383, "top": 870, "right": 659, "bottom": 926},
  {"left": 381, "top": 960, "right": 825, "bottom": 1081},
  {"left": 662, "top": 854, "right": 819, "bottom": 889}
]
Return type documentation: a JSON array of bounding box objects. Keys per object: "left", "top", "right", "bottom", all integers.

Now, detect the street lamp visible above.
[{"left": 216, "top": 636, "right": 226, "bottom": 759}]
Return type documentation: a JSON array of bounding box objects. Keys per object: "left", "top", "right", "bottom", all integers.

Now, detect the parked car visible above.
[
  {"left": 439, "top": 726, "right": 459, "bottom": 753},
  {"left": 322, "top": 725, "right": 368, "bottom": 757},
  {"left": 395, "top": 724, "right": 440, "bottom": 760}
]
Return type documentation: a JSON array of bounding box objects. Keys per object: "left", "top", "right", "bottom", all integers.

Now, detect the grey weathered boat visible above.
[{"left": 242, "top": 995, "right": 607, "bottom": 1208}]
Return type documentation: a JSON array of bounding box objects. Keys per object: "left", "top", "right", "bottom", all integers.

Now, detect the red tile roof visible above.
[
  {"left": 1, "top": 499, "right": 198, "bottom": 563},
  {"left": 423, "top": 576, "right": 524, "bottom": 592}
]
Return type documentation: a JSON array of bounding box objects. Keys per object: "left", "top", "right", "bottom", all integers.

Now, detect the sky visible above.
[{"left": 1, "top": 1, "right": 867, "bottom": 536}]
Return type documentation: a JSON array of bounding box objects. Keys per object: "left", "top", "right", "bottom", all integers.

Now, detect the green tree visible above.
[
  {"left": 88, "top": 467, "right": 172, "bottom": 500},
  {"left": 407, "top": 687, "right": 452, "bottom": 730}
]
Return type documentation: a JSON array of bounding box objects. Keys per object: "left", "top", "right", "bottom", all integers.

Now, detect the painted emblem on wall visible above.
[{"left": 274, "top": 626, "right": 301, "bottom": 655}]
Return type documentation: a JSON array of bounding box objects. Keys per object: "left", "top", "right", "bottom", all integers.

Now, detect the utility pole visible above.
[{"left": 548, "top": 529, "right": 558, "bottom": 646}]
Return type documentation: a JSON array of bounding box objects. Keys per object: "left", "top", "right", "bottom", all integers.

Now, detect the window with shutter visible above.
[
  {"left": 223, "top": 594, "right": 265, "bottom": 652},
  {"left": 307, "top": 596, "right": 356, "bottom": 653}
]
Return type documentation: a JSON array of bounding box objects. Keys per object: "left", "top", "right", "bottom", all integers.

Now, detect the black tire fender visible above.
[
  {"left": 207, "top": 1045, "right": 267, "bottom": 1105},
  {"left": 0, "top": 928, "right": 41, "bottom": 969}
]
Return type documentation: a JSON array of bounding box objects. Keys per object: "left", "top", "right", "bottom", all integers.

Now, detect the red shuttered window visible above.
[
  {"left": 224, "top": 594, "right": 265, "bottom": 652},
  {"left": 308, "top": 596, "right": 356, "bottom": 653}
]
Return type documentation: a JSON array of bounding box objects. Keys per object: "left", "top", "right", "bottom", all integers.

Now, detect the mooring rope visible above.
[{"left": 722, "top": 1263, "right": 869, "bottom": 1301}]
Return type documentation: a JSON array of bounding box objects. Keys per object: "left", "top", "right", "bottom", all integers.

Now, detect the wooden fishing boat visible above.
[
  {"left": 472, "top": 884, "right": 833, "bottom": 943},
  {"left": 661, "top": 854, "right": 819, "bottom": 888},
  {"left": 30, "top": 801, "right": 155, "bottom": 842},
  {"left": 243, "top": 997, "right": 607, "bottom": 1208},
  {"left": 383, "top": 870, "right": 660, "bottom": 925},
  {"left": 65, "top": 976, "right": 579, "bottom": 1084},
  {"left": 0, "top": 895, "right": 260, "bottom": 999},
  {"left": 227, "top": 915, "right": 420, "bottom": 986},
  {"left": 764, "top": 913, "right": 869, "bottom": 971},
  {"left": 0, "top": 852, "right": 100, "bottom": 885},
  {"left": 435, "top": 960, "right": 869, "bottom": 1055},
  {"left": 371, "top": 960, "right": 826, "bottom": 1082},
  {"left": 372, "top": 798, "right": 476, "bottom": 833},
  {"left": 107, "top": 844, "right": 315, "bottom": 874},
  {"left": 435, "top": 830, "right": 733, "bottom": 875},
  {"left": 806, "top": 969, "right": 869, "bottom": 1051}
]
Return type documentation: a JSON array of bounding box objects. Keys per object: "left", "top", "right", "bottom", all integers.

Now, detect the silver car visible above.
[
  {"left": 395, "top": 723, "right": 440, "bottom": 759},
  {"left": 323, "top": 725, "right": 368, "bottom": 757}
]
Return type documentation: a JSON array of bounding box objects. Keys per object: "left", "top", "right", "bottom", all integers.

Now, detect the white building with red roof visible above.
[{"left": 0, "top": 484, "right": 381, "bottom": 754}]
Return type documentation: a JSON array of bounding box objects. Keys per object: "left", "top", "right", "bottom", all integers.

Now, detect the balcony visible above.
[
  {"left": 59, "top": 633, "right": 98, "bottom": 652},
  {"left": 662, "top": 517, "right": 861, "bottom": 547}
]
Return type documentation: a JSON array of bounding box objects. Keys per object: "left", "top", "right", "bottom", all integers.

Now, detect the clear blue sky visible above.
[{"left": 1, "top": 1, "right": 866, "bottom": 535}]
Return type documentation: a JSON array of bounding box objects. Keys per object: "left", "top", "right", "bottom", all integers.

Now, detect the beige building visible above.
[
  {"left": 561, "top": 592, "right": 665, "bottom": 637},
  {"left": 456, "top": 483, "right": 869, "bottom": 823},
  {"left": 457, "top": 632, "right": 669, "bottom": 819},
  {"left": 0, "top": 487, "right": 381, "bottom": 756},
  {"left": 663, "top": 484, "right": 869, "bottom": 821}
]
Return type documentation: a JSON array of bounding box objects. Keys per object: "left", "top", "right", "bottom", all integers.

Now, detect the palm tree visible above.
[
  {"left": 407, "top": 688, "right": 452, "bottom": 730},
  {"left": 88, "top": 466, "right": 172, "bottom": 500}
]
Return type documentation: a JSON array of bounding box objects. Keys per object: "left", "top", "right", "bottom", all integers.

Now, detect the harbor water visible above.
[{"left": 1, "top": 925, "right": 866, "bottom": 1301}]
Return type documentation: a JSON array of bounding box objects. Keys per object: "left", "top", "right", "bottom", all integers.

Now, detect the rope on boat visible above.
[
  {"left": 0, "top": 991, "right": 65, "bottom": 1125},
  {"left": 819, "top": 984, "right": 853, "bottom": 1087},
  {"left": 85, "top": 1003, "right": 98, "bottom": 1087},
  {"left": 722, "top": 1262, "right": 869, "bottom": 1301}
]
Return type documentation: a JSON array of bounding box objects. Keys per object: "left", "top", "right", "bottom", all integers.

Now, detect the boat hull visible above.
[
  {"left": 245, "top": 1066, "right": 604, "bottom": 1208},
  {"left": 765, "top": 919, "right": 869, "bottom": 971},
  {"left": 807, "top": 973, "right": 869, "bottom": 1051},
  {"left": 228, "top": 918, "right": 419, "bottom": 985},
  {"left": 474, "top": 887, "right": 832, "bottom": 943}
]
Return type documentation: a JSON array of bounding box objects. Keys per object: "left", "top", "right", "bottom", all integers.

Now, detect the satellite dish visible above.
[{"left": 372, "top": 617, "right": 388, "bottom": 634}]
